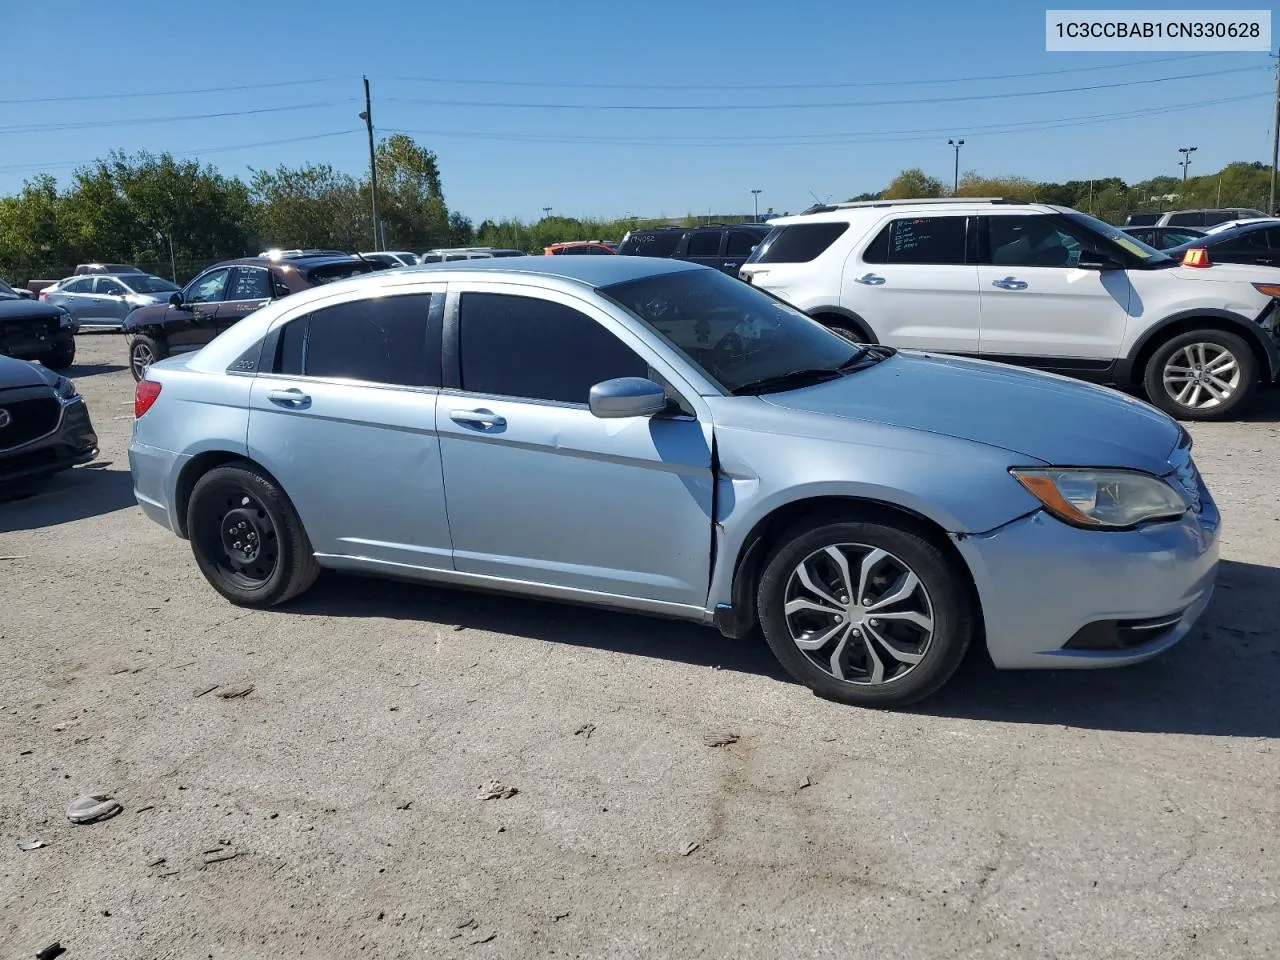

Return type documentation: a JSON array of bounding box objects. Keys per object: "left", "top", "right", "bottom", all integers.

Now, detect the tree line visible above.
[
  {"left": 2, "top": 137, "right": 1273, "bottom": 285},
  {"left": 856, "top": 161, "right": 1274, "bottom": 220}
]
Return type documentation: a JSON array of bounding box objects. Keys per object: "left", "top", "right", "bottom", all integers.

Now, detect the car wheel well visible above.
[
  {"left": 1133, "top": 318, "right": 1270, "bottom": 387},
  {"left": 175, "top": 453, "right": 279, "bottom": 539},
  {"left": 725, "top": 496, "right": 983, "bottom": 640},
  {"left": 808, "top": 311, "right": 877, "bottom": 343}
]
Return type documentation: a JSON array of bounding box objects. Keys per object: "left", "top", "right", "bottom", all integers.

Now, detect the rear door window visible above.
[
  {"left": 864, "top": 216, "right": 968, "bottom": 266},
  {"left": 63, "top": 277, "right": 94, "bottom": 294},
  {"left": 685, "top": 231, "right": 722, "bottom": 258},
  {"left": 749, "top": 223, "right": 849, "bottom": 264},
  {"left": 726, "top": 231, "right": 762, "bottom": 258},
  {"left": 229, "top": 267, "right": 272, "bottom": 301},
  {"left": 274, "top": 294, "right": 438, "bottom": 387}
]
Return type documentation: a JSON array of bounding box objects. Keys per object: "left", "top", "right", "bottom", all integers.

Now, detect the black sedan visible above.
[
  {"left": 0, "top": 354, "right": 98, "bottom": 487},
  {"left": 1165, "top": 221, "right": 1280, "bottom": 269},
  {"left": 0, "top": 283, "right": 77, "bottom": 368}
]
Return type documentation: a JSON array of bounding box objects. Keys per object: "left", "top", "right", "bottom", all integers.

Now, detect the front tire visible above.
[
  {"left": 128, "top": 334, "right": 168, "bottom": 382},
  {"left": 757, "top": 518, "right": 974, "bottom": 708},
  {"left": 1143, "top": 329, "right": 1257, "bottom": 421},
  {"left": 41, "top": 339, "right": 75, "bottom": 370},
  {"left": 186, "top": 463, "right": 320, "bottom": 608}
]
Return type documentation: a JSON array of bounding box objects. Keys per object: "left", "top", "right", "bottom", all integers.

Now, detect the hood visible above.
[
  {"left": 0, "top": 299, "right": 63, "bottom": 322},
  {"left": 1159, "top": 260, "right": 1280, "bottom": 285},
  {"left": 761, "top": 351, "right": 1181, "bottom": 474},
  {"left": 0, "top": 353, "right": 55, "bottom": 388}
]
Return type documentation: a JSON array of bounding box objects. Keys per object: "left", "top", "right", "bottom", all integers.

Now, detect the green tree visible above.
[
  {"left": 250, "top": 163, "right": 367, "bottom": 250},
  {"left": 881, "top": 168, "right": 946, "bottom": 200},
  {"left": 373, "top": 134, "right": 451, "bottom": 249}
]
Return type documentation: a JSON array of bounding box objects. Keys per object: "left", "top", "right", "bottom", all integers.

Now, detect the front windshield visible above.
[
  {"left": 124, "top": 274, "right": 180, "bottom": 294},
  {"left": 1065, "top": 212, "right": 1172, "bottom": 264},
  {"left": 601, "top": 268, "right": 868, "bottom": 394}
]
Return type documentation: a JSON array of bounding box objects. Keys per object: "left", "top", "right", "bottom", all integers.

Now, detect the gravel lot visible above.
[{"left": 3, "top": 334, "right": 1279, "bottom": 960}]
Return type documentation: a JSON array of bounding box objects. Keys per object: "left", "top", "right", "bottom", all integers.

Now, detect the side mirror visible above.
[
  {"left": 588, "top": 377, "right": 668, "bottom": 419},
  {"left": 168, "top": 292, "right": 184, "bottom": 307},
  {"left": 1078, "top": 250, "right": 1122, "bottom": 271}
]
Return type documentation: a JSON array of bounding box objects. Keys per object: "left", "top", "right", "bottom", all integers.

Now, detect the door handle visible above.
[
  {"left": 854, "top": 273, "right": 886, "bottom": 285},
  {"left": 267, "top": 388, "right": 311, "bottom": 407},
  {"left": 991, "top": 276, "right": 1028, "bottom": 290},
  {"left": 450, "top": 408, "right": 506, "bottom": 429}
]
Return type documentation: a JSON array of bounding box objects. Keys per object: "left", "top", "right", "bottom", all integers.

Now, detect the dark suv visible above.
[
  {"left": 123, "top": 253, "right": 377, "bottom": 380},
  {"left": 616, "top": 224, "right": 771, "bottom": 275}
]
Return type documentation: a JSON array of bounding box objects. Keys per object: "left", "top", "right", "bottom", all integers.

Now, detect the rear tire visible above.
[
  {"left": 186, "top": 462, "right": 320, "bottom": 608},
  {"left": 757, "top": 518, "right": 974, "bottom": 708},
  {"left": 1143, "top": 328, "right": 1257, "bottom": 421},
  {"left": 128, "top": 334, "right": 168, "bottom": 382}
]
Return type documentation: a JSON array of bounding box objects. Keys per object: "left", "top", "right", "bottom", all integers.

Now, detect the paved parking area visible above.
[{"left": 3, "top": 334, "right": 1279, "bottom": 959}]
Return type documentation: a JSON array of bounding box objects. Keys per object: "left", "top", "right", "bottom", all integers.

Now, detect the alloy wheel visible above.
[
  {"left": 1161, "top": 342, "right": 1241, "bottom": 411},
  {"left": 131, "top": 342, "right": 155, "bottom": 379},
  {"left": 783, "top": 543, "right": 935, "bottom": 685}
]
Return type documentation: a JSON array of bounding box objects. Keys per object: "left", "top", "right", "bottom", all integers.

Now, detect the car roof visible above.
[
  {"left": 405, "top": 255, "right": 701, "bottom": 285},
  {"left": 218, "top": 255, "right": 364, "bottom": 270}
]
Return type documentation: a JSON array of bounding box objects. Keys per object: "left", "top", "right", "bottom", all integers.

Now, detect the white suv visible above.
[{"left": 739, "top": 198, "right": 1280, "bottom": 420}]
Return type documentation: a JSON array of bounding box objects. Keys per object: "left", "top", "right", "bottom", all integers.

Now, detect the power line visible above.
[
  {"left": 383, "top": 65, "right": 1268, "bottom": 111},
  {"left": 0, "top": 78, "right": 346, "bottom": 106},
  {"left": 382, "top": 92, "right": 1268, "bottom": 148},
  {"left": 0, "top": 130, "right": 358, "bottom": 174},
  {"left": 0, "top": 101, "right": 357, "bottom": 135},
  {"left": 392, "top": 52, "right": 1228, "bottom": 90}
]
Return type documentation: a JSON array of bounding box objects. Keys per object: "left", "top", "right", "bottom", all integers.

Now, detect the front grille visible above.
[
  {"left": 0, "top": 317, "right": 57, "bottom": 345},
  {"left": 0, "top": 396, "right": 61, "bottom": 449},
  {"left": 1063, "top": 611, "right": 1187, "bottom": 651}
]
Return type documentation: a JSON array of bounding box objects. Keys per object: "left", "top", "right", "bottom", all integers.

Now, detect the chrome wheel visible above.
[
  {"left": 1161, "top": 342, "right": 1241, "bottom": 411},
  {"left": 783, "top": 543, "right": 934, "bottom": 685},
  {"left": 131, "top": 341, "right": 155, "bottom": 379}
]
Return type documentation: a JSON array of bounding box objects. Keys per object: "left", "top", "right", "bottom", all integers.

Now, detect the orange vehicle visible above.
[{"left": 544, "top": 241, "right": 617, "bottom": 256}]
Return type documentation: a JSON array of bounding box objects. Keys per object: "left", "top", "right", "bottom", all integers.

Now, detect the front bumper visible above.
[
  {"left": 0, "top": 396, "right": 98, "bottom": 484},
  {"left": 956, "top": 483, "right": 1220, "bottom": 670}
]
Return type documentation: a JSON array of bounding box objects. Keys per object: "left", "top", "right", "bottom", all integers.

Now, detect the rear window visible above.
[
  {"left": 618, "top": 231, "right": 683, "bottom": 258},
  {"left": 747, "top": 223, "right": 849, "bottom": 264},
  {"left": 304, "top": 262, "right": 377, "bottom": 285}
]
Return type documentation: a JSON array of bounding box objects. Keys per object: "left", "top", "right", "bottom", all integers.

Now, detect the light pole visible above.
[
  {"left": 542, "top": 206, "right": 552, "bottom": 219},
  {"left": 1178, "top": 146, "right": 1198, "bottom": 183},
  {"left": 947, "top": 139, "right": 964, "bottom": 193},
  {"left": 751, "top": 189, "right": 762, "bottom": 220}
]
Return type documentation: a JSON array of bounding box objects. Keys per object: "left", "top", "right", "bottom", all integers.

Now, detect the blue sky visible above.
[{"left": 2, "top": 0, "right": 1274, "bottom": 222}]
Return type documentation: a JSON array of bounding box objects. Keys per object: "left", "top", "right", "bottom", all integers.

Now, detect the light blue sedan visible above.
[{"left": 128, "top": 257, "right": 1219, "bottom": 707}]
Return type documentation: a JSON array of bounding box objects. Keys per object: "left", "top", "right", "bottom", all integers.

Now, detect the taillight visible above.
[
  {"left": 38, "top": 290, "right": 48, "bottom": 300},
  {"left": 1181, "top": 248, "right": 1212, "bottom": 267},
  {"left": 135, "top": 379, "right": 162, "bottom": 418}
]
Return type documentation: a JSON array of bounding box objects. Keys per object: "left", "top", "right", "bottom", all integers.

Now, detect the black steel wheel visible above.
[{"left": 186, "top": 462, "right": 320, "bottom": 607}]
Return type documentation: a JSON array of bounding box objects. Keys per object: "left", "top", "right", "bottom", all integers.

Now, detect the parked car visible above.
[
  {"left": 0, "top": 283, "right": 76, "bottom": 368},
  {"left": 1124, "top": 208, "right": 1267, "bottom": 229},
  {"left": 0, "top": 278, "right": 35, "bottom": 300},
  {"left": 122, "top": 252, "right": 380, "bottom": 381},
  {"left": 1164, "top": 221, "right": 1280, "bottom": 270},
  {"left": 545, "top": 241, "right": 617, "bottom": 256},
  {"left": 739, "top": 197, "right": 1280, "bottom": 421},
  {"left": 1120, "top": 225, "right": 1206, "bottom": 250},
  {"left": 360, "top": 251, "right": 420, "bottom": 268},
  {"left": 1203, "top": 217, "right": 1280, "bottom": 236},
  {"left": 41, "top": 273, "right": 180, "bottom": 328},
  {"left": 616, "top": 224, "right": 771, "bottom": 276},
  {"left": 419, "top": 248, "right": 527, "bottom": 262},
  {"left": 74, "top": 262, "right": 143, "bottom": 276},
  {"left": 129, "top": 257, "right": 1218, "bottom": 708},
  {"left": 0, "top": 354, "right": 97, "bottom": 488}
]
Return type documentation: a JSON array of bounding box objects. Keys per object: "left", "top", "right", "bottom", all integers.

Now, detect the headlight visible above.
[
  {"left": 1011, "top": 468, "right": 1189, "bottom": 529},
  {"left": 53, "top": 375, "right": 77, "bottom": 401}
]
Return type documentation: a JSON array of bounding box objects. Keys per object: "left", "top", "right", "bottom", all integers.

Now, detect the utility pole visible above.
[
  {"left": 1270, "top": 48, "right": 1280, "bottom": 212},
  {"left": 947, "top": 138, "right": 964, "bottom": 193},
  {"left": 360, "top": 76, "right": 381, "bottom": 251},
  {"left": 1178, "top": 146, "right": 1197, "bottom": 183},
  {"left": 751, "top": 189, "right": 762, "bottom": 220}
]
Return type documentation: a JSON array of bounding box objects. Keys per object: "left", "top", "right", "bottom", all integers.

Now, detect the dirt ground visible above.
[{"left": 2, "top": 334, "right": 1279, "bottom": 960}]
